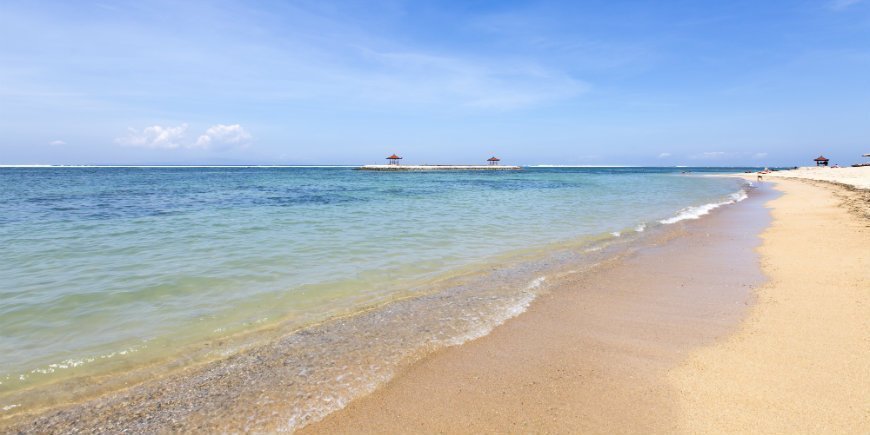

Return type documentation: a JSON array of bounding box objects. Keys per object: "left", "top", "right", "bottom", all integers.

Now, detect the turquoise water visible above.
[{"left": 0, "top": 167, "right": 749, "bottom": 398}]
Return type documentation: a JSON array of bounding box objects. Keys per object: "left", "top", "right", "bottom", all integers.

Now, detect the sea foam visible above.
[{"left": 660, "top": 190, "right": 748, "bottom": 224}]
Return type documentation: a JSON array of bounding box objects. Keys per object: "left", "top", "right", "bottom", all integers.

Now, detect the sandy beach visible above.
[
  {"left": 670, "top": 177, "right": 869, "bottom": 433},
  {"left": 5, "top": 0, "right": 870, "bottom": 432},
  {"left": 2, "top": 174, "right": 867, "bottom": 433},
  {"left": 0, "top": 170, "right": 756, "bottom": 433},
  {"left": 303, "top": 182, "right": 773, "bottom": 433},
  {"left": 304, "top": 177, "right": 869, "bottom": 433},
  {"left": 762, "top": 165, "right": 870, "bottom": 189}
]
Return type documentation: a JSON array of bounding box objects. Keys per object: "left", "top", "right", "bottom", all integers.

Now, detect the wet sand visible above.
[
  {"left": 302, "top": 184, "right": 776, "bottom": 433},
  {"left": 670, "top": 178, "right": 870, "bottom": 433}
]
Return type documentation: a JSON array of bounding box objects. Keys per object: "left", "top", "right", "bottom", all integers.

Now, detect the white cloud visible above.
[
  {"left": 49, "top": 140, "right": 66, "bottom": 146},
  {"left": 753, "top": 152, "right": 768, "bottom": 159},
  {"left": 194, "top": 124, "right": 252, "bottom": 150},
  {"left": 116, "top": 124, "right": 188, "bottom": 149},
  {"left": 658, "top": 152, "right": 671, "bottom": 158},
  {"left": 115, "top": 123, "right": 251, "bottom": 150}
]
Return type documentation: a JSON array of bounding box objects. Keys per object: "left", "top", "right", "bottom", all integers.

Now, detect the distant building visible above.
[
  {"left": 487, "top": 156, "right": 501, "bottom": 166},
  {"left": 814, "top": 155, "right": 829, "bottom": 167}
]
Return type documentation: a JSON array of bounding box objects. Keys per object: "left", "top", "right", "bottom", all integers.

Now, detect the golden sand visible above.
[
  {"left": 5, "top": 178, "right": 866, "bottom": 433},
  {"left": 763, "top": 165, "right": 870, "bottom": 189},
  {"left": 670, "top": 178, "right": 870, "bottom": 433},
  {"left": 302, "top": 181, "right": 772, "bottom": 433},
  {"left": 305, "top": 178, "right": 869, "bottom": 434}
]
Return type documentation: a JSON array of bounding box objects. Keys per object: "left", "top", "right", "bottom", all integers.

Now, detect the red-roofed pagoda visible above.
[
  {"left": 487, "top": 156, "right": 501, "bottom": 166},
  {"left": 386, "top": 154, "right": 402, "bottom": 165},
  {"left": 814, "top": 155, "right": 829, "bottom": 167}
]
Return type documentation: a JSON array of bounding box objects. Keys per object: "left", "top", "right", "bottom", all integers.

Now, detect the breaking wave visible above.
[{"left": 660, "top": 190, "right": 748, "bottom": 224}]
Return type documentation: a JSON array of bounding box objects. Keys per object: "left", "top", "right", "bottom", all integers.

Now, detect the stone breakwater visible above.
[{"left": 357, "top": 165, "right": 522, "bottom": 171}]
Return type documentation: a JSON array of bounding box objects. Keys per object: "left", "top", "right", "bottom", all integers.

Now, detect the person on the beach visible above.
[{"left": 757, "top": 173, "right": 763, "bottom": 182}]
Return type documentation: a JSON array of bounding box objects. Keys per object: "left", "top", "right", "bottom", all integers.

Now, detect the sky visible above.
[{"left": 1, "top": 0, "right": 869, "bottom": 166}]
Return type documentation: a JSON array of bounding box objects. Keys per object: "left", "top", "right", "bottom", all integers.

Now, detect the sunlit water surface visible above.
[{"left": 0, "top": 167, "right": 751, "bottom": 402}]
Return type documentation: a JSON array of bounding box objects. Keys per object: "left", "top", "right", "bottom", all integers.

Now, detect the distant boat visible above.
[{"left": 852, "top": 154, "right": 870, "bottom": 167}]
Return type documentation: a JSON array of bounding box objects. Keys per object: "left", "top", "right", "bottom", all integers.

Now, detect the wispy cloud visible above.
[
  {"left": 830, "top": 0, "right": 863, "bottom": 11},
  {"left": 689, "top": 151, "right": 770, "bottom": 161},
  {"left": 321, "top": 48, "right": 590, "bottom": 110},
  {"left": 3, "top": 1, "right": 870, "bottom": 165},
  {"left": 0, "top": 2, "right": 592, "bottom": 113},
  {"left": 117, "top": 123, "right": 252, "bottom": 151},
  {"left": 49, "top": 139, "right": 66, "bottom": 146},
  {"left": 195, "top": 124, "right": 252, "bottom": 150}
]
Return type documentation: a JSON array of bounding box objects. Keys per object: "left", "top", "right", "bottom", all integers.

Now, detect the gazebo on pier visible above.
[
  {"left": 487, "top": 156, "right": 501, "bottom": 166},
  {"left": 814, "top": 155, "right": 829, "bottom": 167},
  {"left": 386, "top": 154, "right": 402, "bottom": 165}
]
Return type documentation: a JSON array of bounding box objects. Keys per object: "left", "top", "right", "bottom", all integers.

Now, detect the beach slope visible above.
[
  {"left": 671, "top": 178, "right": 869, "bottom": 433},
  {"left": 302, "top": 181, "right": 774, "bottom": 433},
  {"left": 304, "top": 178, "right": 869, "bottom": 433}
]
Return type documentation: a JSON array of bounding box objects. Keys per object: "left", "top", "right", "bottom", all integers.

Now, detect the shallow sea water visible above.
[{"left": 0, "top": 167, "right": 752, "bottom": 422}]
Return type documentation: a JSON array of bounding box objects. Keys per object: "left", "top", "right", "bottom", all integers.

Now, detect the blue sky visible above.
[{"left": 1, "top": 0, "right": 869, "bottom": 166}]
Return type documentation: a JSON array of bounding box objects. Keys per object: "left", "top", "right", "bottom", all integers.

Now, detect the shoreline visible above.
[
  {"left": 304, "top": 177, "right": 869, "bottom": 433},
  {"left": 670, "top": 177, "right": 869, "bottom": 432},
  {"left": 7, "top": 177, "right": 865, "bottom": 432},
  {"left": 0, "top": 207, "right": 681, "bottom": 431},
  {"left": 0, "top": 180, "right": 755, "bottom": 432},
  {"left": 302, "top": 180, "right": 776, "bottom": 432}
]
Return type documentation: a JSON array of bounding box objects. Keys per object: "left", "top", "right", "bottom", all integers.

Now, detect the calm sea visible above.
[{"left": 0, "top": 166, "right": 752, "bottom": 418}]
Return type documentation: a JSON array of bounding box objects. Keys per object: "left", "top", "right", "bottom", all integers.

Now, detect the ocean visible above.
[{"left": 0, "top": 166, "right": 752, "bottom": 425}]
